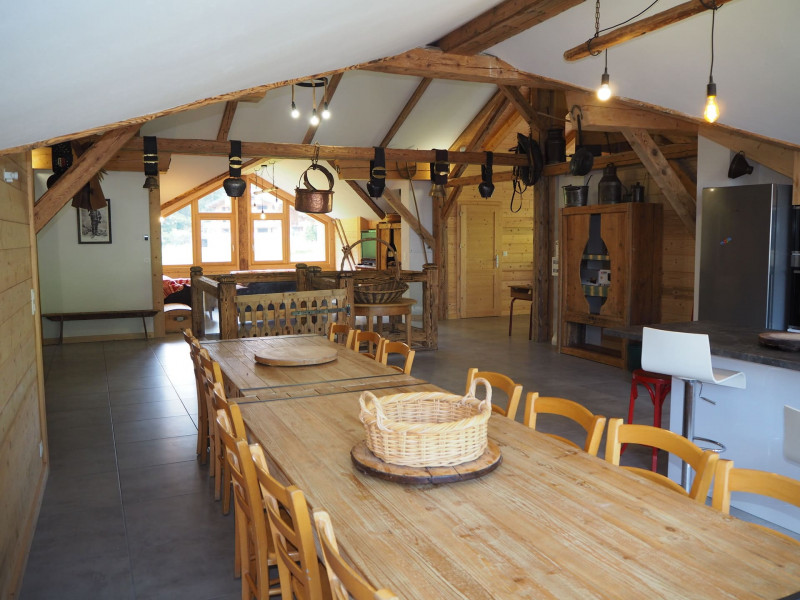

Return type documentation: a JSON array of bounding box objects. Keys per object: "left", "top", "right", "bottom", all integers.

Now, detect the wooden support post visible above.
[
  {"left": 433, "top": 195, "right": 448, "bottom": 320},
  {"left": 148, "top": 179, "right": 165, "bottom": 337},
  {"left": 533, "top": 176, "right": 553, "bottom": 343},
  {"left": 423, "top": 263, "right": 439, "bottom": 349},
  {"left": 190, "top": 266, "right": 205, "bottom": 337},
  {"left": 295, "top": 263, "right": 310, "bottom": 291},
  {"left": 218, "top": 275, "right": 238, "bottom": 339}
]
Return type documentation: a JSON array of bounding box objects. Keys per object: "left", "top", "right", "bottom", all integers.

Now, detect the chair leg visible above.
[{"left": 621, "top": 378, "right": 639, "bottom": 454}]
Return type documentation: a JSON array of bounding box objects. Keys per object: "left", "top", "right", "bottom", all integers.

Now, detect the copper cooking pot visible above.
[{"left": 295, "top": 163, "right": 334, "bottom": 213}]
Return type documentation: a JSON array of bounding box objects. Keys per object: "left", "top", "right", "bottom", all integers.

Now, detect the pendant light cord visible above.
[{"left": 586, "top": 0, "right": 661, "bottom": 55}]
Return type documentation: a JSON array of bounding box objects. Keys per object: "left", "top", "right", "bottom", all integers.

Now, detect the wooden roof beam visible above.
[
  {"left": 436, "top": 0, "right": 586, "bottom": 56},
  {"left": 345, "top": 180, "right": 386, "bottom": 219},
  {"left": 565, "top": 91, "right": 698, "bottom": 133},
  {"left": 217, "top": 101, "right": 239, "bottom": 142},
  {"left": 380, "top": 78, "right": 432, "bottom": 148},
  {"left": 382, "top": 188, "right": 435, "bottom": 248},
  {"left": 564, "top": 0, "right": 735, "bottom": 61},
  {"left": 621, "top": 127, "right": 696, "bottom": 236}
]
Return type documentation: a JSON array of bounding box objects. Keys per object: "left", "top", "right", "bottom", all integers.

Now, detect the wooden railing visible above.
[{"left": 234, "top": 290, "right": 349, "bottom": 338}]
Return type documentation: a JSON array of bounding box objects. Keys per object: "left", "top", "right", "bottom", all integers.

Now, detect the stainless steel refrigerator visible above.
[{"left": 698, "top": 184, "right": 792, "bottom": 330}]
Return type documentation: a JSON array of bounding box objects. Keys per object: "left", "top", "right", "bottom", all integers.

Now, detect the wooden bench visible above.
[{"left": 43, "top": 309, "right": 160, "bottom": 344}]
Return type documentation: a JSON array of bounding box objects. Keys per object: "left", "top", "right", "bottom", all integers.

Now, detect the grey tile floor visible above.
[{"left": 19, "top": 315, "right": 792, "bottom": 599}]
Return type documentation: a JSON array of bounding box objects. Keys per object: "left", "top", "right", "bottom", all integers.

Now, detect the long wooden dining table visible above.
[{"left": 208, "top": 334, "right": 800, "bottom": 598}]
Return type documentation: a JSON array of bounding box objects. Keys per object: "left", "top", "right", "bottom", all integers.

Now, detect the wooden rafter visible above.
[
  {"left": 621, "top": 127, "right": 696, "bottom": 235},
  {"left": 698, "top": 124, "right": 795, "bottom": 178},
  {"left": 70, "top": 140, "right": 107, "bottom": 209},
  {"left": 380, "top": 78, "right": 432, "bottom": 147},
  {"left": 499, "top": 85, "right": 549, "bottom": 132},
  {"left": 122, "top": 137, "right": 530, "bottom": 167},
  {"left": 436, "top": 0, "right": 586, "bottom": 56},
  {"left": 302, "top": 73, "right": 344, "bottom": 145},
  {"left": 564, "top": 0, "right": 735, "bottom": 61},
  {"left": 565, "top": 91, "right": 698, "bottom": 133},
  {"left": 217, "top": 101, "right": 239, "bottom": 142},
  {"left": 382, "top": 188, "right": 435, "bottom": 248},
  {"left": 34, "top": 124, "right": 140, "bottom": 232},
  {"left": 345, "top": 180, "right": 386, "bottom": 219}
]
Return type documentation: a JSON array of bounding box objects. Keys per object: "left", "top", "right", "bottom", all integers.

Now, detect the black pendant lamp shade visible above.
[
  {"left": 47, "top": 142, "right": 73, "bottom": 188},
  {"left": 728, "top": 151, "right": 754, "bottom": 179},
  {"left": 479, "top": 152, "right": 495, "bottom": 198},
  {"left": 142, "top": 136, "right": 159, "bottom": 190},
  {"left": 430, "top": 149, "right": 449, "bottom": 198},
  {"left": 366, "top": 147, "right": 386, "bottom": 198},
  {"left": 223, "top": 140, "right": 246, "bottom": 197}
]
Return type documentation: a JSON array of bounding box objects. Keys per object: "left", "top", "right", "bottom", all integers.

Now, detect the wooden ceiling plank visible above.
[
  {"left": 382, "top": 188, "right": 435, "bottom": 247},
  {"left": 345, "top": 180, "right": 386, "bottom": 219},
  {"left": 302, "top": 73, "right": 344, "bottom": 145},
  {"left": 437, "top": 0, "right": 586, "bottom": 56},
  {"left": 621, "top": 127, "right": 696, "bottom": 236},
  {"left": 380, "top": 78, "right": 432, "bottom": 148},
  {"left": 34, "top": 124, "right": 140, "bottom": 233},
  {"left": 699, "top": 124, "right": 794, "bottom": 178},
  {"left": 122, "top": 137, "right": 531, "bottom": 167},
  {"left": 217, "top": 101, "right": 239, "bottom": 142},
  {"left": 446, "top": 142, "right": 697, "bottom": 186},
  {"left": 565, "top": 91, "right": 698, "bottom": 133},
  {"left": 564, "top": 0, "right": 736, "bottom": 61}
]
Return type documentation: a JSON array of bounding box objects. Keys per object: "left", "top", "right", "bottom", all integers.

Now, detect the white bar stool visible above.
[{"left": 641, "top": 327, "right": 746, "bottom": 490}]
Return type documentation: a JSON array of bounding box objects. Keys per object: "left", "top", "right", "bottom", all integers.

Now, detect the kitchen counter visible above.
[{"left": 605, "top": 320, "right": 800, "bottom": 371}]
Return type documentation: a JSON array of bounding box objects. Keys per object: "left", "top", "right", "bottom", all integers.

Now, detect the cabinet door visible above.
[
  {"left": 561, "top": 212, "right": 591, "bottom": 317},
  {"left": 598, "top": 209, "right": 629, "bottom": 322}
]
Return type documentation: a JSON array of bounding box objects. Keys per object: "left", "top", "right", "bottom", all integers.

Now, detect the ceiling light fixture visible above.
[
  {"left": 702, "top": 0, "right": 720, "bottom": 123},
  {"left": 597, "top": 50, "right": 612, "bottom": 101},
  {"left": 291, "top": 78, "right": 330, "bottom": 125},
  {"left": 588, "top": 1, "right": 612, "bottom": 102}
]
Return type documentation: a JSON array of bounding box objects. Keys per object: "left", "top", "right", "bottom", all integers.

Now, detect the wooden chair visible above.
[
  {"left": 352, "top": 330, "right": 383, "bottom": 360},
  {"left": 523, "top": 392, "right": 607, "bottom": 456},
  {"left": 199, "top": 350, "right": 233, "bottom": 513},
  {"left": 464, "top": 368, "right": 522, "bottom": 420},
  {"left": 327, "top": 322, "right": 356, "bottom": 349},
  {"left": 251, "top": 447, "right": 325, "bottom": 600},
  {"left": 313, "top": 510, "right": 399, "bottom": 600},
  {"left": 605, "top": 418, "right": 719, "bottom": 503},
  {"left": 182, "top": 330, "right": 210, "bottom": 465},
  {"left": 376, "top": 340, "right": 415, "bottom": 374},
  {"left": 217, "top": 409, "right": 282, "bottom": 596},
  {"left": 712, "top": 460, "right": 800, "bottom": 544}
]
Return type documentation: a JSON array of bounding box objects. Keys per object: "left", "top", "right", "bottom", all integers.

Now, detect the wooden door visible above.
[{"left": 459, "top": 204, "right": 501, "bottom": 317}]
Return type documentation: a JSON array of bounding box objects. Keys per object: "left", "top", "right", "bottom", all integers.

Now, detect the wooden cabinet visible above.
[
  {"left": 559, "top": 203, "right": 662, "bottom": 367},
  {"left": 376, "top": 222, "right": 401, "bottom": 270}
]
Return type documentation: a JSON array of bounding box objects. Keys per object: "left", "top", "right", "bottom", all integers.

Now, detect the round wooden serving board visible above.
[
  {"left": 254, "top": 346, "right": 338, "bottom": 366},
  {"left": 758, "top": 332, "right": 800, "bottom": 352},
  {"left": 351, "top": 440, "right": 502, "bottom": 484}
]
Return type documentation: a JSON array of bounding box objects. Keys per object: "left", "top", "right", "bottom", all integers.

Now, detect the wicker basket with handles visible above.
[
  {"left": 342, "top": 238, "right": 408, "bottom": 304},
  {"left": 358, "top": 378, "right": 492, "bottom": 467}
]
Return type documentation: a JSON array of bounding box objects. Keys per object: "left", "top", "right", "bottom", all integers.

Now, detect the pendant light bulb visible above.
[
  {"left": 309, "top": 109, "right": 320, "bottom": 126},
  {"left": 597, "top": 70, "right": 611, "bottom": 101},
  {"left": 291, "top": 102, "right": 300, "bottom": 119},
  {"left": 321, "top": 102, "right": 331, "bottom": 120},
  {"left": 704, "top": 80, "right": 719, "bottom": 123},
  {"left": 260, "top": 211, "right": 266, "bottom": 220}
]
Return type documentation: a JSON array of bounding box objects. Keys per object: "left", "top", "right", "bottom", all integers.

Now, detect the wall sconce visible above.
[
  {"left": 290, "top": 77, "right": 331, "bottom": 125},
  {"left": 728, "top": 151, "right": 753, "bottom": 179},
  {"left": 142, "top": 136, "right": 159, "bottom": 190},
  {"left": 223, "top": 140, "right": 246, "bottom": 197}
]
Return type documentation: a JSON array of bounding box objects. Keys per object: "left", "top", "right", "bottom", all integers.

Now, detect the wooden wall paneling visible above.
[{"left": 0, "top": 152, "right": 47, "bottom": 599}]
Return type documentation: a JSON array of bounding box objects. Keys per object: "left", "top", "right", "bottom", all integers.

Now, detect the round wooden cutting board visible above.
[
  {"left": 758, "top": 332, "right": 800, "bottom": 352},
  {"left": 351, "top": 440, "right": 502, "bottom": 484},
  {"left": 254, "top": 346, "right": 338, "bottom": 366}
]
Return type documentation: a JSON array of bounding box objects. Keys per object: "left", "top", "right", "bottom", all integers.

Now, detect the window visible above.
[
  {"left": 161, "top": 173, "right": 332, "bottom": 275},
  {"left": 162, "top": 206, "right": 192, "bottom": 265}
]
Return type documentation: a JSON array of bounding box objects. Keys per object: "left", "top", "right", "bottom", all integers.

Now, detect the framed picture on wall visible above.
[{"left": 77, "top": 200, "right": 112, "bottom": 244}]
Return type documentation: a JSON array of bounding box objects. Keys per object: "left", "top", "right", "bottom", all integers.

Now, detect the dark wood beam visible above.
[
  {"left": 302, "top": 73, "right": 344, "bottom": 145},
  {"left": 217, "top": 101, "right": 239, "bottom": 142},
  {"left": 380, "top": 78, "right": 432, "bottom": 147},
  {"left": 436, "top": 0, "right": 586, "bottom": 56},
  {"left": 345, "top": 180, "right": 386, "bottom": 219},
  {"left": 564, "top": 0, "right": 736, "bottom": 61},
  {"left": 34, "top": 124, "right": 140, "bottom": 232}
]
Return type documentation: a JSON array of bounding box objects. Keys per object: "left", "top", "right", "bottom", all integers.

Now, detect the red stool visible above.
[{"left": 624, "top": 369, "right": 672, "bottom": 472}]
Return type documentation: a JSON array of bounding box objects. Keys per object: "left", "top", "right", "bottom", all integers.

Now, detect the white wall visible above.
[
  {"left": 36, "top": 172, "right": 155, "bottom": 340},
  {"left": 693, "top": 136, "right": 793, "bottom": 317}
]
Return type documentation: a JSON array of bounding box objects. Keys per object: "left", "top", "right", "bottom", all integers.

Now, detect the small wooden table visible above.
[
  {"left": 508, "top": 284, "right": 533, "bottom": 340},
  {"left": 354, "top": 298, "right": 416, "bottom": 346}
]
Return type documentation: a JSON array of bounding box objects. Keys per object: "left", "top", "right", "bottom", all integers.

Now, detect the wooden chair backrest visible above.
[
  {"left": 328, "top": 322, "right": 355, "bottom": 348},
  {"left": 313, "top": 510, "right": 398, "bottom": 600},
  {"left": 712, "top": 460, "right": 800, "bottom": 543},
  {"left": 353, "top": 330, "right": 383, "bottom": 360},
  {"left": 252, "top": 447, "right": 324, "bottom": 600},
  {"left": 605, "top": 418, "right": 719, "bottom": 502},
  {"left": 377, "top": 340, "right": 415, "bottom": 374},
  {"left": 524, "top": 392, "right": 607, "bottom": 456},
  {"left": 465, "top": 368, "right": 522, "bottom": 420}
]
